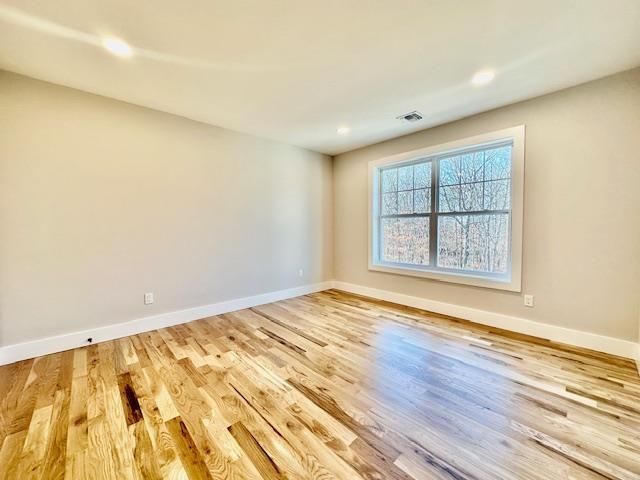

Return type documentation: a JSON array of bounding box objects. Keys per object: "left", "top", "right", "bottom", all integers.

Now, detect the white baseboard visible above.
[
  {"left": 332, "top": 281, "right": 639, "bottom": 362},
  {"left": 0, "top": 281, "right": 333, "bottom": 366}
]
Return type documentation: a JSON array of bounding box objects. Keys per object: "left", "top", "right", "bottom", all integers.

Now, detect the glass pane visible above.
[
  {"left": 439, "top": 184, "right": 483, "bottom": 212},
  {"left": 437, "top": 214, "right": 509, "bottom": 273},
  {"left": 382, "top": 168, "right": 398, "bottom": 193},
  {"left": 459, "top": 151, "right": 485, "bottom": 183},
  {"left": 398, "top": 191, "right": 413, "bottom": 214},
  {"left": 460, "top": 183, "right": 483, "bottom": 211},
  {"left": 397, "top": 165, "right": 414, "bottom": 191},
  {"left": 382, "top": 192, "right": 397, "bottom": 215},
  {"left": 414, "top": 162, "right": 431, "bottom": 189},
  {"left": 439, "top": 156, "right": 460, "bottom": 186},
  {"left": 440, "top": 152, "right": 486, "bottom": 186},
  {"left": 413, "top": 188, "right": 430, "bottom": 213},
  {"left": 438, "top": 185, "right": 460, "bottom": 213},
  {"left": 484, "top": 179, "right": 510, "bottom": 210},
  {"left": 485, "top": 146, "right": 512, "bottom": 180},
  {"left": 381, "top": 217, "right": 429, "bottom": 266}
]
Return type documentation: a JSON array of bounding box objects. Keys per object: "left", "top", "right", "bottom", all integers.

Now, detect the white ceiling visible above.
[{"left": 1, "top": 1, "right": 639, "bottom": 155}]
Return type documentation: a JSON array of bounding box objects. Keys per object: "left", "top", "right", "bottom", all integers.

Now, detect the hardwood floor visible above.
[{"left": 1, "top": 289, "right": 639, "bottom": 479}]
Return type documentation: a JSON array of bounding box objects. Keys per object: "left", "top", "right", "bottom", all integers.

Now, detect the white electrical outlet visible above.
[
  {"left": 298, "top": 269, "right": 304, "bottom": 277},
  {"left": 524, "top": 294, "right": 534, "bottom": 307},
  {"left": 144, "top": 292, "right": 154, "bottom": 305}
]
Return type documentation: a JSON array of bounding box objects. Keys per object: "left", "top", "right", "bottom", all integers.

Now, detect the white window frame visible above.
[{"left": 368, "top": 125, "right": 525, "bottom": 292}]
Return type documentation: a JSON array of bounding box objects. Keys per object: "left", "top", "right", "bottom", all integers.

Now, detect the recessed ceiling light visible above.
[
  {"left": 337, "top": 126, "right": 350, "bottom": 135},
  {"left": 102, "top": 37, "right": 133, "bottom": 58},
  {"left": 471, "top": 69, "right": 495, "bottom": 86}
]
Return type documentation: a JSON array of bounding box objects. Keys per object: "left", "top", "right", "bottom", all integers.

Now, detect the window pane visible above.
[
  {"left": 439, "top": 183, "right": 482, "bottom": 212},
  {"left": 460, "top": 183, "right": 483, "bottom": 211},
  {"left": 459, "top": 151, "right": 485, "bottom": 183},
  {"left": 440, "top": 151, "right": 486, "bottom": 185},
  {"left": 382, "top": 192, "right": 397, "bottom": 215},
  {"left": 382, "top": 217, "right": 429, "bottom": 266},
  {"left": 485, "top": 146, "right": 512, "bottom": 180},
  {"left": 382, "top": 168, "right": 398, "bottom": 193},
  {"left": 438, "top": 185, "right": 460, "bottom": 212},
  {"left": 484, "top": 179, "right": 510, "bottom": 210},
  {"left": 397, "top": 165, "right": 414, "bottom": 190},
  {"left": 414, "top": 162, "right": 431, "bottom": 189},
  {"left": 439, "top": 156, "right": 460, "bottom": 186},
  {"left": 414, "top": 188, "right": 430, "bottom": 213},
  {"left": 437, "top": 214, "right": 509, "bottom": 273},
  {"left": 398, "top": 191, "right": 413, "bottom": 214}
]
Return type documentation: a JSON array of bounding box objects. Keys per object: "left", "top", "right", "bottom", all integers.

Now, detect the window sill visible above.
[{"left": 368, "top": 262, "right": 521, "bottom": 292}]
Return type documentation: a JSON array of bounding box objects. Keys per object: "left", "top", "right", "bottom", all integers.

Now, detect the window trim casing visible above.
[{"left": 368, "top": 125, "right": 525, "bottom": 292}]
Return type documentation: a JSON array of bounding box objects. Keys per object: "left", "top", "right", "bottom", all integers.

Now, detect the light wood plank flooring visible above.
[{"left": 1, "top": 290, "right": 639, "bottom": 479}]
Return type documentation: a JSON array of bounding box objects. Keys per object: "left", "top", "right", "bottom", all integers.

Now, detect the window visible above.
[{"left": 369, "top": 126, "right": 524, "bottom": 291}]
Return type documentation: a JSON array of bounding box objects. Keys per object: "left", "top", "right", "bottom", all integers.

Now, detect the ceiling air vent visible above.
[{"left": 396, "top": 111, "right": 423, "bottom": 123}]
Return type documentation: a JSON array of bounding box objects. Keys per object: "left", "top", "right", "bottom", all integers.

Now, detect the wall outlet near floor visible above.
[
  {"left": 298, "top": 268, "right": 304, "bottom": 277},
  {"left": 523, "top": 294, "right": 534, "bottom": 307},
  {"left": 144, "top": 292, "right": 154, "bottom": 305}
]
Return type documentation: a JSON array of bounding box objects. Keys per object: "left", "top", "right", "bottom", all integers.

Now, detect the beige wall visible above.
[
  {"left": 0, "top": 71, "right": 333, "bottom": 347},
  {"left": 334, "top": 68, "right": 640, "bottom": 342}
]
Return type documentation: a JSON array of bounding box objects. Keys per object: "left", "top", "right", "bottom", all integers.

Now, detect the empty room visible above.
[{"left": 1, "top": 1, "right": 640, "bottom": 479}]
